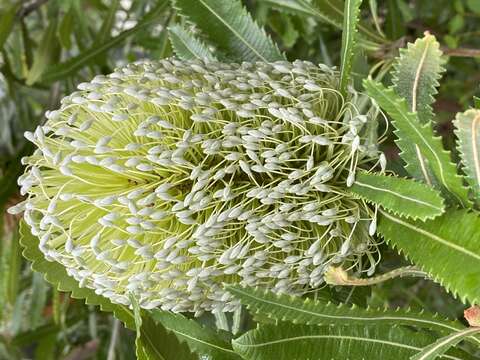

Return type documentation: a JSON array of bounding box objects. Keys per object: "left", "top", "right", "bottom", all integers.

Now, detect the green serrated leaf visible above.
[
  {"left": 349, "top": 171, "right": 445, "bottom": 220},
  {"left": 40, "top": 1, "right": 168, "bottom": 83},
  {"left": 150, "top": 309, "right": 241, "bottom": 360},
  {"left": 378, "top": 209, "right": 480, "bottom": 305},
  {"left": 173, "top": 0, "right": 284, "bottom": 62},
  {"left": 131, "top": 296, "right": 198, "bottom": 360},
  {"left": 233, "top": 324, "right": 473, "bottom": 360},
  {"left": 168, "top": 24, "right": 217, "bottom": 61},
  {"left": 363, "top": 79, "right": 469, "bottom": 207},
  {"left": 392, "top": 33, "right": 446, "bottom": 124},
  {"left": 226, "top": 285, "right": 480, "bottom": 346},
  {"left": 339, "top": 0, "right": 362, "bottom": 96},
  {"left": 19, "top": 221, "right": 135, "bottom": 329},
  {"left": 411, "top": 327, "right": 480, "bottom": 360},
  {"left": 454, "top": 109, "right": 480, "bottom": 200}
]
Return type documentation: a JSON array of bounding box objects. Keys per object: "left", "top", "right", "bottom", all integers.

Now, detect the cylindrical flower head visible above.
[{"left": 15, "top": 59, "right": 383, "bottom": 314}]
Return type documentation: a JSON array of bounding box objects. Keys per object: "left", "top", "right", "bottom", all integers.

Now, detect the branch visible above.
[
  {"left": 442, "top": 47, "right": 480, "bottom": 58},
  {"left": 17, "top": 0, "right": 49, "bottom": 18}
]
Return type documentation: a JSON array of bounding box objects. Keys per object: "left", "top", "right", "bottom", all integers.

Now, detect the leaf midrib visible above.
[
  {"left": 197, "top": 0, "right": 267, "bottom": 61},
  {"left": 372, "top": 85, "right": 451, "bottom": 193},
  {"left": 354, "top": 179, "right": 442, "bottom": 210},
  {"left": 168, "top": 328, "right": 237, "bottom": 355},
  {"left": 230, "top": 287, "right": 463, "bottom": 333},
  {"left": 414, "top": 327, "right": 480, "bottom": 360},
  {"left": 381, "top": 210, "right": 480, "bottom": 261},
  {"left": 236, "top": 334, "right": 462, "bottom": 360}
]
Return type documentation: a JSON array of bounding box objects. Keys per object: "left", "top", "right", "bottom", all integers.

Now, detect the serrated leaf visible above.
[
  {"left": 392, "top": 33, "right": 446, "bottom": 124},
  {"left": 454, "top": 109, "right": 480, "bottom": 200},
  {"left": 168, "top": 24, "right": 217, "bottom": 61},
  {"left": 173, "top": 0, "right": 284, "bottom": 62},
  {"left": 364, "top": 79, "right": 469, "bottom": 207},
  {"left": 349, "top": 171, "right": 445, "bottom": 220},
  {"left": 227, "top": 285, "right": 480, "bottom": 346},
  {"left": 150, "top": 309, "right": 241, "bottom": 360},
  {"left": 233, "top": 324, "right": 473, "bottom": 360},
  {"left": 339, "top": 0, "right": 362, "bottom": 96},
  {"left": 40, "top": 1, "right": 168, "bottom": 83},
  {"left": 131, "top": 296, "right": 197, "bottom": 360},
  {"left": 411, "top": 327, "right": 480, "bottom": 360},
  {"left": 378, "top": 209, "right": 480, "bottom": 305},
  {"left": 19, "top": 221, "right": 135, "bottom": 329}
]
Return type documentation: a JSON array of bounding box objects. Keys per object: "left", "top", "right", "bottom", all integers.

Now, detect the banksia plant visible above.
[{"left": 11, "top": 59, "right": 385, "bottom": 314}]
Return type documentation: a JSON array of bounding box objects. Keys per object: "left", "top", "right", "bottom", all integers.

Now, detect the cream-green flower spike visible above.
[{"left": 12, "top": 59, "right": 384, "bottom": 314}]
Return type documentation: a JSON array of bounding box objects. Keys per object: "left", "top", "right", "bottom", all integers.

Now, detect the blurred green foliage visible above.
[{"left": 0, "top": 0, "right": 479, "bottom": 358}]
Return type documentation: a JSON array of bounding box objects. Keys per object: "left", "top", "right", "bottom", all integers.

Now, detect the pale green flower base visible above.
[{"left": 15, "top": 59, "right": 382, "bottom": 314}]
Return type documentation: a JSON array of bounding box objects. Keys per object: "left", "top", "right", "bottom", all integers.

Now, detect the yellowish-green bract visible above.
[{"left": 14, "top": 59, "right": 384, "bottom": 314}]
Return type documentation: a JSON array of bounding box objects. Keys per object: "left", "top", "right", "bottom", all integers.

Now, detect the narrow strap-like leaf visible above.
[
  {"left": 19, "top": 221, "right": 135, "bottom": 329},
  {"left": 257, "top": 0, "right": 385, "bottom": 44},
  {"left": 226, "top": 285, "right": 479, "bottom": 345},
  {"left": 392, "top": 32, "right": 446, "bottom": 124},
  {"left": 364, "top": 79, "right": 469, "bottom": 207},
  {"left": 378, "top": 209, "right": 480, "bottom": 305},
  {"left": 233, "top": 324, "right": 473, "bottom": 360},
  {"left": 174, "top": 0, "right": 284, "bottom": 62},
  {"left": 411, "top": 327, "right": 480, "bottom": 360},
  {"left": 339, "top": 0, "right": 362, "bottom": 96},
  {"left": 168, "top": 24, "right": 217, "bottom": 61},
  {"left": 454, "top": 109, "right": 480, "bottom": 200},
  {"left": 26, "top": 18, "right": 59, "bottom": 85},
  {"left": 40, "top": 1, "right": 169, "bottom": 83},
  {"left": 0, "top": 3, "right": 21, "bottom": 51},
  {"left": 150, "top": 309, "right": 242, "bottom": 360},
  {"left": 349, "top": 171, "right": 445, "bottom": 220}
]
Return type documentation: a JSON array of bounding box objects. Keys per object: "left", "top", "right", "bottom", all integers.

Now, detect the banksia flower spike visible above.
[{"left": 12, "top": 59, "right": 384, "bottom": 314}]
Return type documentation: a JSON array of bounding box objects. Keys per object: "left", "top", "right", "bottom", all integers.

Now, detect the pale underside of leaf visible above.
[
  {"left": 378, "top": 209, "right": 480, "bottom": 305},
  {"left": 349, "top": 171, "right": 445, "bottom": 220},
  {"left": 454, "top": 109, "right": 480, "bottom": 200},
  {"left": 364, "top": 79, "right": 469, "bottom": 207},
  {"left": 392, "top": 32, "right": 446, "bottom": 124},
  {"left": 174, "top": 0, "right": 284, "bottom": 62}
]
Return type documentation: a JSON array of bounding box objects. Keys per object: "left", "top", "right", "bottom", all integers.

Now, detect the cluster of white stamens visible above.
[{"left": 12, "top": 59, "right": 383, "bottom": 314}]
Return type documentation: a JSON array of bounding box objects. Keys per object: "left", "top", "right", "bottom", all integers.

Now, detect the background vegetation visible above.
[{"left": 1, "top": 0, "right": 479, "bottom": 359}]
